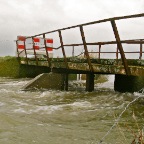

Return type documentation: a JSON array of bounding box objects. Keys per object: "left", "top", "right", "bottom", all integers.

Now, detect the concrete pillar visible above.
[
  {"left": 61, "top": 74, "right": 69, "bottom": 91},
  {"left": 86, "top": 74, "right": 95, "bottom": 92},
  {"left": 114, "top": 74, "right": 144, "bottom": 93}
]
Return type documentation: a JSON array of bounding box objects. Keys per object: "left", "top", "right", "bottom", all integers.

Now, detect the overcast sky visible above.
[{"left": 0, "top": 0, "right": 143, "bottom": 56}]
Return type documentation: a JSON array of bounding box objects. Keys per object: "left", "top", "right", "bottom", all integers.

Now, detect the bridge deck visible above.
[{"left": 20, "top": 58, "right": 144, "bottom": 76}]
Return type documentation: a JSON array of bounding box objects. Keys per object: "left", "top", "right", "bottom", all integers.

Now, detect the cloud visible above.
[
  {"left": 58, "top": 0, "right": 143, "bottom": 23},
  {"left": 0, "top": 0, "right": 143, "bottom": 56}
]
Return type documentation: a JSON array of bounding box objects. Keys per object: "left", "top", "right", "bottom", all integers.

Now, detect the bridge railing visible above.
[{"left": 16, "top": 13, "right": 144, "bottom": 75}]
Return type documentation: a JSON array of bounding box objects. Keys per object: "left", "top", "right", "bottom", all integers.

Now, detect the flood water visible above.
[{"left": 0, "top": 76, "right": 144, "bottom": 144}]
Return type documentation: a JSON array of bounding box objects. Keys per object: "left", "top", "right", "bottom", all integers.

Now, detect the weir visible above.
[{"left": 16, "top": 13, "right": 144, "bottom": 92}]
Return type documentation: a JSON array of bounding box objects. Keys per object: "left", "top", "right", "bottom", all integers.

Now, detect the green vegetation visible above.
[
  {"left": 0, "top": 56, "right": 20, "bottom": 77},
  {"left": 0, "top": 56, "right": 108, "bottom": 83},
  {"left": 94, "top": 74, "right": 108, "bottom": 83},
  {"left": 0, "top": 56, "right": 50, "bottom": 78}
]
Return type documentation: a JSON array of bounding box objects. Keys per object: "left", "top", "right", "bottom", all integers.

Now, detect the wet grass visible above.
[{"left": 0, "top": 56, "right": 20, "bottom": 77}]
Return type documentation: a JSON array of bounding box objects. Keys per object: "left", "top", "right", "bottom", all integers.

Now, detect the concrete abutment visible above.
[
  {"left": 86, "top": 74, "right": 95, "bottom": 92},
  {"left": 22, "top": 72, "right": 144, "bottom": 93},
  {"left": 22, "top": 73, "right": 64, "bottom": 90},
  {"left": 22, "top": 73, "right": 96, "bottom": 92},
  {"left": 114, "top": 74, "right": 144, "bottom": 93}
]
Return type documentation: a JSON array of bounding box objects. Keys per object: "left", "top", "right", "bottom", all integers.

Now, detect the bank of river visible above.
[
  {"left": 0, "top": 76, "right": 143, "bottom": 144},
  {"left": 0, "top": 56, "right": 50, "bottom": 78}
]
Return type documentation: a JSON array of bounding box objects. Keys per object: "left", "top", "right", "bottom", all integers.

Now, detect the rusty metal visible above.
[
  {"left": 43, "top": 34, "right": 51, "bottom": 66},
  {"left": 80, "top": 26, "right": 93, "bottom": 72},
  {"left": 32, "top": 37, "right": 38, "bottom": 66},
  {"left": 111, "top": 20, "right": 130, "bottom": 75},
  {"left": 100, "top": 51, "right": 142, "bottom": 54},
  {"left": 72, "top": 46, "right": 74, "bottom": 57},
  {"left": 16, "top": 13, "right": 144, "bottom": 75},
  {"left": 63, "top": 39, "right": 144, "bottom": 47},
  {"left": 98, "top": 44, "right": 101, "bottom": 59},
  {"left": 33, "top": 13, "right": 144, "bottom": 37},
  {"left": 16, "top": 41, "right": 20, "bottom": 60},
  {"left": 24, "top": 40, "right": 28, "bottom": 65},
  {"left": 116, "top": 47, "right": 119, "bottom": 59},
  {"left": 58, "top": 30, "right": 68, "bottom": 68},
  {"left": 140, "top": 40, "right": 143, "bottom": 60}
]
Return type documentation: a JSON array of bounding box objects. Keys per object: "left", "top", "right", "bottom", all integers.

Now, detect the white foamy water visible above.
[
  {"left": 96, "top": 75, "right": 114, "bottom": 89},
  {"left": 0, "top": 77, "right": 143, "bottom": 144}
]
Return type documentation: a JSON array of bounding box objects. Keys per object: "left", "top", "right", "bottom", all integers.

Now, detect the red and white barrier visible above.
[
  {"left": 33, "top": 37, "right": 40, "bottom": 50},
  {"left": 17, "top": 36, "right": 26, "bottom": 49},
  {"left": 45, "top": 38, "right": 53, "bottom": 58},
  {"left": 17, "top": 36, "right": 26, "bottom": 57},
  {"left": 45, "top": 38, "right": 53, "bottom": 52},
  {"left": 17, "top": 36, "right": 53, "bottom": 58}
]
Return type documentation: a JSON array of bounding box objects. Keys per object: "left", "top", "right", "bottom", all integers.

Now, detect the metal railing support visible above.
[
  {"left": 79, "top": 26, "right": 93, "bottom": 72},
  {"left": 72, "top": 46, "right": 74, "bottom": 57},
  {"left": 43, "top": 34, "right": 51, "bottom": 67},
  {"left": 140, "top": 40, "right": 143, "bottom": 60},
  {"left": 32, "top": 37, "right": 38, "bottom": 66},
  {"left": 58, "top": 30, "right": 68, "bottom": 69},
  {"left": 16, "top": 41, "right": 20, "bottom": 63},
  {"left": 24, "top": 40, "right": 28, "bottom": 65},
  {"left": 116, "top": 46, "right": 119, "bottom": 60},
  {"left": 111, "top": 20, "right": 130, "bottom": 75},
  {"left": 98, "top": 44, "right": 101, "bottom": 59}
]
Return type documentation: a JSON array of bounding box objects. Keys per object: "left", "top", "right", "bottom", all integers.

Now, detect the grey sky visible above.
[{"left": 0, "top": 0, "right": 143, "bottom": 56}]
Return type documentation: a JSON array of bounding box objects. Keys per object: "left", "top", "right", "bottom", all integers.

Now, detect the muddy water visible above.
[{"left": 0, "top": 76, "right": 143, "bottom": 144}]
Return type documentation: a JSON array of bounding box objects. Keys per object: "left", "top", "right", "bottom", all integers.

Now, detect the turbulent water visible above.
[{"left": 0, "top": 76, "right": 144, "bottom": 144}]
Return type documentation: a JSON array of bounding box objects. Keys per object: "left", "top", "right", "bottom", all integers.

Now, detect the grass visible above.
[
  {"left": 0, "top": 56, "right": 20, "bottom": 77},
  {"left": 0, "top": 56, "right": 50, "bottom": 78},
  {"left": 115, "top": 111, "right": 144, "bottom": 144}
]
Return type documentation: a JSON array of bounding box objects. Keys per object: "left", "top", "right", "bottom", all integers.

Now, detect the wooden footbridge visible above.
[{"left": 16, "top": 13, "right": 144, "bottom": 92}]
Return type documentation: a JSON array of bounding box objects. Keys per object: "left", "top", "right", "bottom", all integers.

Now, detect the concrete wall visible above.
[{"left": 22, "top": 73, "right": 64, "bottom": 90}]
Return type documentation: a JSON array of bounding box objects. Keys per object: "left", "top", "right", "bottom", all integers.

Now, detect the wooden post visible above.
[
  {"left": 86, "top": 74, "right": 94, "bottom": 92},
  {"left": 111, "top": 20, "right": 130, "bottom": 75},
  {"left": 58, "top": 30, "right": 68, "bottom": 69},
  {"left": 80, "top": 26, "right": 93, "bottom": 72},
  {"left": 43, "top": 34, "right": 51, "bottom": 67}
]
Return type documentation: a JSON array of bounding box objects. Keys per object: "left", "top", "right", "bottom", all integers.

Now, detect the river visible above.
[{"left": 0, "top": 76, "right": 143, "bottom": 144}]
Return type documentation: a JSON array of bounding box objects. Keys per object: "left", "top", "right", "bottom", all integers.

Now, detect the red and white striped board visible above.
[
  {"left": 17, "top": 36, "right": 26, "bottom": 57},
  {"left": 17, "top": 36, "right": 53, "bottom": 58},
  {"left": 17, "top": 36, "right": 26, "bottom": 49},
  {"left": 45, "top": 38, "right": 53, "bottom": 52},
  {"left": 33, "top": 37, "right": 40, "bottom": 50}
]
